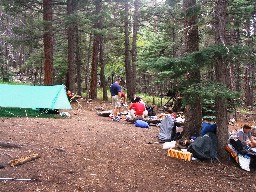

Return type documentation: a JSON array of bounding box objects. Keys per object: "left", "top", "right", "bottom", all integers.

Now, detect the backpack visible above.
[
  {"left": 146, "top": 105, "right": 156, "bottom": 116},
  {"left": 200, "top": 122, "right": 217, "bottom": 136}
]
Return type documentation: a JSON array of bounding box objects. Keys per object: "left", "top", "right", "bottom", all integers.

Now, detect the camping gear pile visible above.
[
  {"left": 95, "top": 101, "right": 256, "bottom": 171},
  {"left": 160, "top": 120, "right": 219, "bottom": 162}
]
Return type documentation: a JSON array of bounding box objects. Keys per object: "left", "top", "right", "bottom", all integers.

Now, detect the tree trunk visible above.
[
  {"left": 214, "top": 0, "right": 229, "bottom": 160},
  {"left": 235, "top": 60, "right": 241, "bottom": 92},
  {"left": 130, "top": 0, "right": 140, "bottom": 99},
  {"left": 85, "top": 33, "right": 92, "bottom": 99},
  {"left": 99, "top": 38, "right": 108, "bottom": 101},
  {"left": 76, "top": 26, "right": 82, "bottom": 96},
  {"left": 243, "top": 64, "right": 254, "bottom": 107},
  {"left": 243, "top": 18, "right": 254, "bottom": 107},
  {"left": 66, "top": 0, "right": 77, "bottom": 93},
  {"left": 43, "top": 0, "right": 54, "bottom": 85},
  {"left": 90, "top": 35, "right": 100, "bottom": 99},
  {"left": 124, "top": 0, "right": 133, "bottom": 100},
  {"left": 183, "top": 0, "right": 202, "bottom": 138},
  {"left": 90, "top": 0, "right": 102, "bottom": 99}
]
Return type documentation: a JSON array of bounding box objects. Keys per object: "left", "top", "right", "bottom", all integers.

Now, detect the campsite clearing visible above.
[{"left": 0, "top": 100, "right": 256, "bottom": 192}]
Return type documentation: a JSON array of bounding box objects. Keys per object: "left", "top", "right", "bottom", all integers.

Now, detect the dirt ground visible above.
[{"left": 1, "top": 99, "right": 256, "bottom": 192}]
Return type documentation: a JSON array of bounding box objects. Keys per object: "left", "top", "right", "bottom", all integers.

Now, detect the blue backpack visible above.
[{"left": 200, "top": 122, "right": 217, "bottom": 136}]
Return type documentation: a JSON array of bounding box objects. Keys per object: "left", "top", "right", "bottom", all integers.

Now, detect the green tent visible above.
[{"left": 0, "top": 84, "right": 72, "bottom": 109}]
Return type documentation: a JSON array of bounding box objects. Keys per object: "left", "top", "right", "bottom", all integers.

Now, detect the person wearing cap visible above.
[
  {"left": 110, "top": 78, "right": 122, "bottom": 121},
  {"left": 237, "top": 124, "right": 256, "bottom": 147}
]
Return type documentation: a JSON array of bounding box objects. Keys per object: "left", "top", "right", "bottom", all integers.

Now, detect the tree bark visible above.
[
  {"left": 183, "top": 0, "right": 202, "bottom": 138},
  {"left": 214, "top": 0, "right": 229, "bottom": 160},
  {"left": 243, "top": 18, "right": 254, "bottom": 107},
  {"left": 43, "top": 0, "right": 54, "bottom": 85},
  {"left": 124, "top": 0, "right": 133, "bottom": 100},
  {"left": 130, "top": 0, "right": 140, "bottom": 99},
  {"left": 85, "top": 33, "right": 92, "bottom": 99},
  {"left": 76, "top": 25, "right": 82, "bottom": 96},
  {"left": 99, "top": 38, "right": 108, "bottom": 101},
  {"left": 66, "top": 0, "right": 77, "bottom": 93},
  {"left": 90, "top": 0, "right": 102, "bottom": 99}
]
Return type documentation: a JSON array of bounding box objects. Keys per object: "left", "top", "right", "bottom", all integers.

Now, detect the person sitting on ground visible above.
[
  {"left": 237, "top": 124, "right": 256, "bottom": 147},
  {"left": 138, "top": 97, "right": 148, "bottom": 118},
  {"left": 128, "top": 98, "right": 146, "bottom": 120}
]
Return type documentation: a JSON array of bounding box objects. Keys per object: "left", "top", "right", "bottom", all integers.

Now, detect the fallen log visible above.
[{"left": 8, "top": 153, "right": 40, "bottom": 167}]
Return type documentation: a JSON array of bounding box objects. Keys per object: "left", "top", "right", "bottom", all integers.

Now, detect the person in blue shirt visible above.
[
  {"left": 110, "top": 78, "right": 122, "bottom": 121},
  {"left": 237, "top": 124, "right": 256, "bottom": 147}
]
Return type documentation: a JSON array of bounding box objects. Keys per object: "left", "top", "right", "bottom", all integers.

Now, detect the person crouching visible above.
[{"left": 128, "top": 98, "right": 146, "bottom": 120}]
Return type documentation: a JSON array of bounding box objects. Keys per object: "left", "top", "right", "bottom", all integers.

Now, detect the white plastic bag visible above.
[{"left": 162, "top": 141, "right": 176, "bottom": 149}]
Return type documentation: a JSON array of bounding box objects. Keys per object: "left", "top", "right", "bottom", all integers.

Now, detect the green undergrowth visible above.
[{"left": 0, "top": 107, "right": 61, "bottom": 118}]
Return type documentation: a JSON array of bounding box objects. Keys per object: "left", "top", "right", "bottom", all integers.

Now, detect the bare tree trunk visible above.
[
  {"left": 182, "top": 0, "right": 202, "bottom": 138},
  {"left": 43, "top": 0, "right": 54, "bottom": 85},
  {"left": 130, "top": 0, "right": 140, "bottom": 99},
  {"left": 99, "top": 39, "right": 108, "bottom": 101},
  {"left": 18, "top": 45, "right": 24, "bottom": 70},
  {"left": 235, "top": 60, "right": 242, "bottom": 92},
  {"left": 85, "top": 33, "right": 92, "bottom": 99},
  {"left": 243, "top": 64, "right": 254, "bottom": 107},
  {"left": 76, "top": 26, "right": 82, "bottom": 96},
  {"left": 90, "top": 36, "right": 99, "bottom": 99},
  {"left": 214, "top": 0, "right": 229, "bottom": 160},
  {"left": 124, "top": 0, "right": 133, "bottom": 100},
  {"left": 243, "top": 18, "right": 254, "bottom": 107},
  {"left": 66, "top": 0, "right": 77, "bottom": 93},
  {"left": 90, "top": 0, "right": 102, "bottom": 99}
]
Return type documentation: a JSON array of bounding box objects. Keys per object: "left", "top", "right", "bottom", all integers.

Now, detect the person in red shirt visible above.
[{"left": 129, "top": 101, "right": 145, "bottom": 119}]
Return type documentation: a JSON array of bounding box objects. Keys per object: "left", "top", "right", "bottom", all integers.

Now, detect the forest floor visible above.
[{"left": 0, "top": 99, "right": 256, "bottom": 192}]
